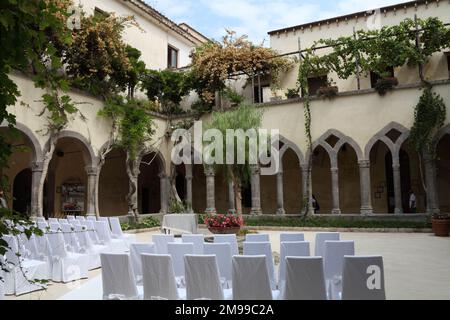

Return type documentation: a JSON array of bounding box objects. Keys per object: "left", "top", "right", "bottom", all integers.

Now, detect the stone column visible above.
[
  {"left": 205, "top": 166, "right": 216, "bottom": 214},
  {"left": 301, "top": 165, "right": 314, "bottom": 215},
  {"left": 185, "top": 165, "right": 193, "bottom": 213},
  {"left": 228, "top": 181, "right": 236, "bottom": 214},
  {"left": 250, "top": 165, "right": 262, "bottom": 215},
  {"left": 159, "top": 172, "right": 169, "bottom": 214},
  {"left": 358, "top": 160, "right": 373, "bottom": 215},
  {"left": 392, "top": 159, "right": 403, "bottom": 214},
  {"left": 276, "top": 165, "right": 285, "bottom": 215},
  {"left": 85, "top": 165, "right": 98, "bottom": 217},
  {"left": 31, "top": 161, "right": 44, "bottom": 218},
  {"left": 330, "top": 165, "right": 341, "bottom": 215},
  {"left": 423, "top": 151, "right": 440, "bottom": 214}
]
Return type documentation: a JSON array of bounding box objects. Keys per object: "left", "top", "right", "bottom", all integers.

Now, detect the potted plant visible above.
[
  {"left": 431, "top": 213, "right": 450, "bottom": 237},
  {"left": 204, "top": 213, "right": 244, "bottom": 234},
  {"left": 317, "top": 84, "right": 339, "bottom": 99},
  {"left": 374, "top": 76, "right": 398, "bottom": 96},
  {"left": 285, "top": 88, "right": 300, "bottom": 99}
]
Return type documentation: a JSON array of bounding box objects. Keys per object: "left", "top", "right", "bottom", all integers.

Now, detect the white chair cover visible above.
[
  {"left": 152, "top": 234, "right": 175, "bottom": 254},
  {"left": 279, "top": 241, "right": 311, "bottom": 286},
  {"left": 60, "top": 223, "right": 81, "bottom": 253},
  {"left": 323, "top": 240, "right": 355, "bottom": 299},
  {"left": 243, "top": 242, "right": 276, "bottom": 290},
  {"left": 76, "top": 216, "right": 86, "bottom": 221},
  {"left": 167, "top": 242, "right": 194, "bottom": 280},
  {"left": 342, "top": 256, "right": 386, "bottom": 300},
  {"left": 141, "top": 254, "right": 185, "bottom": 300},
  {"left": 280, "top": 233, "right": 305, "bottom": 242},
  {"left": 73, "top": 224, "right": 104, "bottom": 270},
  {"left": 281, "top": 257, "right": 327, "bottom": 300},
  {"left": 45, "top": 232, "right": 89, "bottom": 283},
  {"left": 204, "top": 243, "right": 232, "bottom": 287},
  {"left": 232, "top": 255, "right": 278, "bottom": 300},
  {"left": 49, "top": 222, "right": 61, "bottom": 232},
  {"left": 36, "top": 217, "right": 46, "bottom": 224},
  {"left": 109, "top": 217, "right": 136, "bottom": 247},
  {"left": 86, "top": 216, "right": 96, "bottom": 222},
  {"left": 69, "top": 219, "right": 81, "bottom": 227},
  {"left": 98, "top": 217, "right": 109, "bottom": 227},
  {"left": 49, "top": 218, "right": 59, "bottom": 224},
  {"left": 84, "top": 220, "right": 100, "bottom": 244},
  {"left": 214, "top": 234, "right": 239, "bottom": 256},
  {"left": 95, "top": 221, "right": 128, "bottom": 252},
  {"left": 37, "top": 221, "right": 49, "bottom": 232},
  {"left": 100, "top": 253, "right": 140, "bottom": 300},
  {"left": 0, "top": 270, "right": 4, "bottom": 300},
  {"left": 246, "top": 234, "right": 270, "bottom": 242},
  {"left": 315, "top": 232, "right": 340, "bottom": 257},
  {"left": 58, "top": 219, "right": 69, "bottom": 224},
  {"left": 185, "top": 255, "right": 230, "bottom": 300},
  {"left": 66, "top": 216, "right": 76, "bottom": 221},
  {"left": 182, "top": 234, "right": 204, "bottom": 254},
  {"left": 2, "top": 235, "right": 48, "bottom": 296},
  {"left": 130, "top": 243, "right": 156, "bottom": 283}
]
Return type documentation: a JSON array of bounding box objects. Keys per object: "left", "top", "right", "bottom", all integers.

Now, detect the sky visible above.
[{"left": 146, "top": 0, "right": 405, "bottom": 44}]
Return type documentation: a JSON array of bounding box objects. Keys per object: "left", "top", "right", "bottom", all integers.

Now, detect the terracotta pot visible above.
[
  {"left": 208, "top": 226, "right": 241, "bottom": 235},
  {"left": 432, "top": 219, "right": 450, "bottom": 237}
]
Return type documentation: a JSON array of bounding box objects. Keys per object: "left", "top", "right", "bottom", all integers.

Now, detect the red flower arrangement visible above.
[{"left": 204, "top": 214, "right": 244, "bottom": 229}]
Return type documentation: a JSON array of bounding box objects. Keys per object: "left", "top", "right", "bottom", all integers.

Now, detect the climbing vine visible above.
[
  {"left": 410, "top": 84, "right": 446, "bottom": 155},
  {"left": 296, "top": 17, "right": 450, "bottom": 217}
]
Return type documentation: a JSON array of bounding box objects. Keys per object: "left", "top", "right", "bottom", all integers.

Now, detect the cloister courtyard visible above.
[{"left": 4, "top": 228, "right": 450, "bottom": 301}]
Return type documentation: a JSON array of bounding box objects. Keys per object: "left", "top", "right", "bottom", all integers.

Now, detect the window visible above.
[
  {"left": 307, "top": 75, "right": 328, "bottom": 96},
  {"left": 370, "top": 67, "right": 394, "bottom": 88},
  {"left": 253, "top": 85, "right": 269, "bottom": 103},
  {"left": 168, "top": 46, "right": 178, "bottom": 69},
  {"left": 94, "top": 7, "right": 109, "bottom": 18}
]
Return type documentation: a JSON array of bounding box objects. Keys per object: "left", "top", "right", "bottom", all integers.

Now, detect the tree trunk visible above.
[
  {"left": 125, "top": 151, "right": 139, "bottom": 224},
  {"left": 232, "top": 176, "right": 242, "bottom": 216},
  {"left": 36, "top": 134, "right": 57, "bottom": 217}
]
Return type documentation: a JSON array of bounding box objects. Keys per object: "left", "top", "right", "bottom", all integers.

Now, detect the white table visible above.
[{"left": 162, "top": 214, "right": 198, "bottom": 235}]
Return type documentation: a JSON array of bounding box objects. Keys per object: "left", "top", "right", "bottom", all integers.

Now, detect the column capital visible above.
[
  {"left": 31, "top": 161, "right": 44, "bottom": 172},
  {"left": 358, "top": 160, "right": 370, "bottom": 168},
  {"left": 158, "top": 172, "right": 167, "bottom": 179},
  {"left": 85, "top": 165, "right": 99, "bottom": 176},
  {"left": 301, "top": 165, "right": 311, "bottom": 173},
  {"left": 250, "top": 165, "right": 261, "bottom": 175},
  {"left": 330, "top": 167, "right": 339, "bottom": 173},
  {"left": 205, "top": 166, "right": 215, "bottom": 177},
  {"left": 185, "top": 175, "right": 193, "bottom": 180},
  {"left": 392, "top": 163, "right": 400, "bottom": 170}
]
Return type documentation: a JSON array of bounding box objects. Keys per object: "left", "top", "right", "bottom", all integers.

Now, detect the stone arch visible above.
[
  {"left": 279, "top": 136, "right": 304, "bottom": 167},
  {"left": 364, "top": 122, "right": 410, "bottom": 160},
  {"left": 434, "top": 123, "right": 450, "bottom": 147},
  {"left": 307, "top": 129, "right": 364, "bottom": 167},
  {"left": 140, "top": 148, "right": 166, "bottom": 174},
  {"left": 44, "top": 130, "right": 97, "bottom": 167},
  {"left": 0, "top": 121, "right": 43, "bottom": 162}
]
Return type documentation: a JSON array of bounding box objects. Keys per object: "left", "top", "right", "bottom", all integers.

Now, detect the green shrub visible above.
[{"left": 121, "top": 217, "right": 161, "bottom": 231}]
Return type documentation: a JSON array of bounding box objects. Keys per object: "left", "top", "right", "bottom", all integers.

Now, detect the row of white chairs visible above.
[
  {"left": 149, "top": 234, "right": 355, "bottom": 295},
  {"left": 101, "top": 252, "right": 385, "bottom": 300},
  {"left": 1, "top": 216, "right": 136, "bottom": 296},
  {"left": 36, "top": 216, "right": 136, "bottom": 246},
  {"left": 1, "top": 216, "right": 137, "bottom": 298}
]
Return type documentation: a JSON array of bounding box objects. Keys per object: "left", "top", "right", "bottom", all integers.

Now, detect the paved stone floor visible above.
[{"left": 5, "top": 229, "right": 450, "bottom": 300}]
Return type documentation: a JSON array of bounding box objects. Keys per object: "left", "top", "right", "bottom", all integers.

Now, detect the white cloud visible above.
[{"left": 148, "top": 0, "right": 410, "bottom": 43}]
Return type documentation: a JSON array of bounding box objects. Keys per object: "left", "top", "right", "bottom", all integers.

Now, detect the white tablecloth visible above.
[{"left": 162, "top": 214, "right": 198, "bottom": 235}]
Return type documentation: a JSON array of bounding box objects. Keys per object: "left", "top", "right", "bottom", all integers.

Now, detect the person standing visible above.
[
  {"left": 409, "top": 190, "right": 417, "bottom": 214},
  {"left": 312, "top": 195, "right": 320, "bottom": 214}
]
